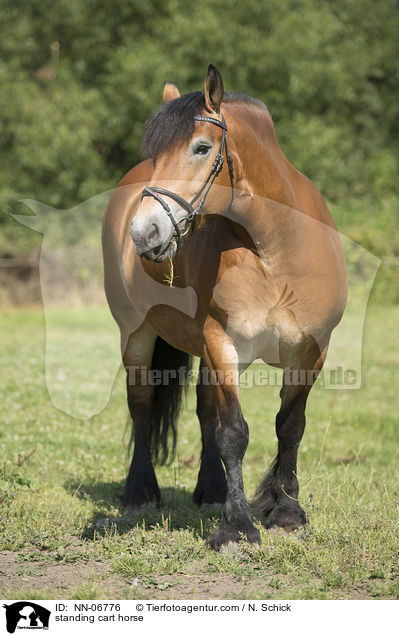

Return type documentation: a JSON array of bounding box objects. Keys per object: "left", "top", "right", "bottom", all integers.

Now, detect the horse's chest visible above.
[{"left": 210, "top": 257, "right": 310, "bottom": 364}]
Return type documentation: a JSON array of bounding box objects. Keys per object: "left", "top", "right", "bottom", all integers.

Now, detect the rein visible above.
[{"left": 141, "top": 113, "right": 235, "bottom": 242}]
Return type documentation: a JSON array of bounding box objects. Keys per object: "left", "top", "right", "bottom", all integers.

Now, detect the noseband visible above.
[{"left": 141, "top": 114, "right": 234, "bottom": 242}]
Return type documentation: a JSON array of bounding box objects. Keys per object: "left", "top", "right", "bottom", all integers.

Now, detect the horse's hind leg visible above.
[
  {"left": 193, "top": 359, "right": 227, "bottom": 508},
  {"left": 122, "top": 323, "right": 160, "bottom": 514},
  {"left": 253, "top": 341, "right": 327, "bottom": 531}
]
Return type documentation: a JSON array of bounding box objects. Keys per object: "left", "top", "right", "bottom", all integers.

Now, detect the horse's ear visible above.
[
  {"left": 204, "top": 64, "right": 224, "bottom": 113},
  {"left": 163, "top": 82, "right": 180, "bottom": 103}
]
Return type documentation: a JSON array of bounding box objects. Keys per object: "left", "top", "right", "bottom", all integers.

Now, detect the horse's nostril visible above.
[
  {"left": 147, "top": 223, "right": 160, "bottom": 244},
  {"left": 152, "top": 244, "right": 162, "bottom": 256}
]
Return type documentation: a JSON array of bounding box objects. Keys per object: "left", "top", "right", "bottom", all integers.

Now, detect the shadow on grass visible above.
[{"left": 64, "top": 478, "right": 221, "bottom": 541}]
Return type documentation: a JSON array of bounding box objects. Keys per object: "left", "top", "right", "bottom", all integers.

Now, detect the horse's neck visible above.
[
  {"left": 226, "top": 192, "right": 302, "bottom": 262},
  {"left": 225, "top": 104, "right": 335, "bottom": 260}
]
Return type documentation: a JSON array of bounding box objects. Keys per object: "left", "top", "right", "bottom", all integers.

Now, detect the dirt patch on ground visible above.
[
  {"left": 0, "top": 551, "right": 125, "bottom": 599},
  {"left": 0, "top": 548, "right": 375, "bottom": 600},
  {"left": 140, "top": 573, "right": 257, "bottom": 600},
  {"left": 0, "top": 550, "right": 252, "bottom": 599}
]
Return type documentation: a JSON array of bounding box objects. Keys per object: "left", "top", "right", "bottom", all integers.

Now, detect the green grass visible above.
[{"left": 0, "top": 304, "right": 398, "bottom": 599}]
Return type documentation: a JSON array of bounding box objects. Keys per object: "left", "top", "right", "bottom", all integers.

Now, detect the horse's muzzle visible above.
[{"left": 130, "top": 212, "right": 176, "bottom": 262}]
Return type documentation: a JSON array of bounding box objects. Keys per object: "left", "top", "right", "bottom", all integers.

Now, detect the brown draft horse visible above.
[{"left": 102, "top": 65, "right": 347, "bottom": 550}]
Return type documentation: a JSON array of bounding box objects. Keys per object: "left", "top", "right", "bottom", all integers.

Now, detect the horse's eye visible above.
[{"left": 194, "top": 144, "right": 211, "bottom": 155}]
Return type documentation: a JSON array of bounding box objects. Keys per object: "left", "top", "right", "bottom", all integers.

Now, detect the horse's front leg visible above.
[
  {"left": 253, "top": 337, "right": 328, "bottom": 531},
  {"left": 203, "top": 321, "right": 260, "bottom": 550}
]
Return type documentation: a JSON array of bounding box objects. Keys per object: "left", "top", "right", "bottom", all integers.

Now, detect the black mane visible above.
[
  {"left": 142, "top": 91, "right": 205, "bottom": 160},
  {"left": 142, "top": 91, "right": 268, "bottom": 160},
  {"left": 223, "top": 92, "right": 269, "bottom": 113}
]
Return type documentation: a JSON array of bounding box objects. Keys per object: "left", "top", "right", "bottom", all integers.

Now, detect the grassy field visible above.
[{"left": 0, "top": 303, "right": 398, "bottom": 600}]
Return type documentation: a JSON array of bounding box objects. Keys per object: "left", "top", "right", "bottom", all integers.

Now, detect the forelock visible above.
[{"left": 142, "top": 91, "right": 205, "bottom": 160}]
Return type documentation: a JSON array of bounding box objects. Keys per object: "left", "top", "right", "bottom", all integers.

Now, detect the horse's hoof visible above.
[
  {"left": 266, "top": 504, "right": 307, "bottom": 532},
  {"left": 95, "top": 516, "right": 123, "bottom": 530},
  {"left": 123, "top": 506, "right": 142, "bottom": 517},
  {"left": 208, "top": 518, "right": 261, "bottom": 551},
  {"left": 220, "top": 541, "right": 242, "bottom": 555},
  {"left": 124, "top": 501, "right": 157, "bottom": 517},
  {"left": 268, "top": 526, "right": 288, "bottom": 536},
  {"left": 201, "top": 502, "right": 223, "bottom": 514},
  {"left": 220, "top": 540, "right": 260, "bottom": 556}
]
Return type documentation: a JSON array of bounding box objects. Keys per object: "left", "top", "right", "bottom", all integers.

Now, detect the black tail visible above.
[{"left": 148, "top": 336, "right": 192, "bottom": 465}]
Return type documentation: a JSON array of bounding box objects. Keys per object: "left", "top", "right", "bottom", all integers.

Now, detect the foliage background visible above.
[{"left": 0, "top": 0, "right": 398, "bottom": 300}]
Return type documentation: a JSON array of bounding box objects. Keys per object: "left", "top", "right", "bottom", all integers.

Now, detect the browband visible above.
[{"left": 193, "top": 115, "right": 227, "bottom": 130}]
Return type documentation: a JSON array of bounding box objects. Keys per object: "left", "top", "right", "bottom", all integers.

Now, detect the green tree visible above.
[{"left": 0, "top": 0, "right": 398, "bottom": 258}]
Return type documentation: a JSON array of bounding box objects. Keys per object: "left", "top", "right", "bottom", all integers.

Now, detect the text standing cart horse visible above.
[{"left": 102, "top": 65, "right": 347, "bottom": 550}]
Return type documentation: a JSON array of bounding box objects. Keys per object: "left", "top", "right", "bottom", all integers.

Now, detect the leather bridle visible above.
[{"left": 141, "top": 113, "right": 234, "bottom": 242}]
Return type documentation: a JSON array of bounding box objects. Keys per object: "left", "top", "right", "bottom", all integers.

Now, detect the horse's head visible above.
[{"left": 130, "top": 65, "right": 234, "bottom": 262}]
